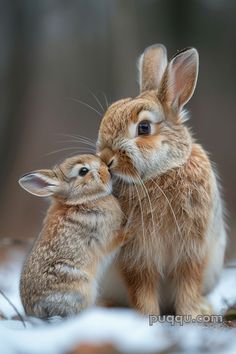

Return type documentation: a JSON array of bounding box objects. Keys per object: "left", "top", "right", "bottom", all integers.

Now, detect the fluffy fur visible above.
[
  {"left": 19, "top": 155, "right": 124, "bottom": 318},
  {"left": 97, "top": 45, "right": 226, "bottom": 316}
]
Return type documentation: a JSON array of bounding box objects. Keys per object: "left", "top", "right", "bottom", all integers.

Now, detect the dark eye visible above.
[
  {"left": 138, "top": 120, "right": 151, "bottom": 135},
  {"left": 79, "top": 167, "right": 89, "bottom": 177}
]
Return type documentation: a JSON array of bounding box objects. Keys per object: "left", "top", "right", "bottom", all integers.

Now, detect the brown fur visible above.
[
  {"left": 19, "top": 155, "right": 124, "bottom": 318},
  {"left": 115, "top": 143, "right": 213, "bottom": 314},
  {"left": 97, "top": 45, "right": 226, "bottom": 316}
]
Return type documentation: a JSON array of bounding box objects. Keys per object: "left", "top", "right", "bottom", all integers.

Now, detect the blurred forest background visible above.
[{"left": 0, "top": 0, "right": 235, "bottom": 259}]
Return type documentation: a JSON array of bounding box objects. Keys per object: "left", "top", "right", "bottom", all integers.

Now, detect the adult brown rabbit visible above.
[
  {"left": 97, "top": 45, "right": 226, "bottom": 317},
  {"left": 19, "top": 154, "right": 124, "bottom": 318}
]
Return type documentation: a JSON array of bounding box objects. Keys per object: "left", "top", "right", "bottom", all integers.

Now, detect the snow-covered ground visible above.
[
  {"left": 0, "top": 246, "right": 236, "bottom": 354},
  {"left": 0, "top": 247, "right": 25, "bottom": 318},
  {"left": 1, "top": 307, "right": 236, "bottom": 354}
]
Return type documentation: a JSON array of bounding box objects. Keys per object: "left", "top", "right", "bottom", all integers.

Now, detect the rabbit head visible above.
[
  {"left": 19, "top": 154, "right": 112, "bottom": 204},
  {"left": 98, "top": 45, "right": 199, "bottom": 182}
]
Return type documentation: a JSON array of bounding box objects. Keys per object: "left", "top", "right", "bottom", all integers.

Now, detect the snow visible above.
[
  {"left": 0, "top": 249, "right": 236, "bottom": 354},
  {"left": 0, "top": 308, "right": 236, "bottom": 354},
  {"left": 209, "top": 267, "right": 236, "bottom": 314},
  {"left": 0, "top": 248, "right": 24, "bottom": 318}
]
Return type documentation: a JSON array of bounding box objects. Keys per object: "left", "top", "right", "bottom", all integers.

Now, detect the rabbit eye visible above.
[
  {"left": 79, "top": 167, "right": 89, "bottom": 176},
  {"left": 138, "top": 120, "right": 151, "bottom": 135}
]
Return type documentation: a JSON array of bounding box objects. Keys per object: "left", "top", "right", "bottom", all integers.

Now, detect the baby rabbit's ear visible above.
[
  {"left": 19, "top": 170, "right": 59, "bottom": 197},
  {"left": 160, "top": 48, "right": 199, "bottom": 112},
  {"left": 138, "top": 44, "right": 168, "bottom": 92}
]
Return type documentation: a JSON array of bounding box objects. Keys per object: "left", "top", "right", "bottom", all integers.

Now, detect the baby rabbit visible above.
[
  {"left": 19, "top": 154, "right": 124, "bottom": 318},
  {"left": 97, "top": 45, "right": 226, "bottom": 317}
]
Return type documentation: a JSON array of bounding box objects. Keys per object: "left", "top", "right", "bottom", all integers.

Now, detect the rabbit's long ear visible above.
[
  {"left": 160, "top": 48, "right": 199, "bottom": 111},
  {"left": 19, "top": 169, "right": 59, "bottom": 197},
  {"left": 138, "top": 44, "right": 168, "bottom": 92}
]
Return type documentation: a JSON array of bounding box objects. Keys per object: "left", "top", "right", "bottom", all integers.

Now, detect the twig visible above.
[{"left": 0, "top": 289, "right": 26, "bottom": 327}]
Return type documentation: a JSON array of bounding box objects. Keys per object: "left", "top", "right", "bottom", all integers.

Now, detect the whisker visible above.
[
  {"left": 76, "top": 134, "right": 96, "bottom": 144},
  {"left": 112, "top": 179, "right": 133, "bottom": 265},
  {"left": 150, "top": 178, "right": 182, "bottom": 239},
  {"left": 127, "top": 172, "right": 145, "bottom": 248},
  {"left": 102, "top": 92, "right": 109, "bottom": 109},
  {"left": 133, "top": 172, "right": 156, "bottom": 238},
  {"left": 65, "top": 137, "right": 96, "bottom": 148},
  {"left": 56, "top": 140, "right": 96, "bottom": 149},
  {"left": 46, "top": 147, "right": 95, "bottom": 156},
  {"left": 64, "top": 151, "right": 96, "bottom": 159},
  {"left": 89, "top": 90, "right": 105, "bottom": 113},
  {"left": 125, "top": 187, "right": 135, "bottom": 236},
  {"left": 66, "top": 97, "right": 102, "bottom": 117},
  {"left": 54, "top": 133, "right": 96, "bottom": 145},
  {"left": 133, "top": 184, "right": 145, "bottom": 250}
]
